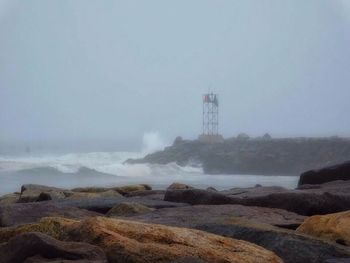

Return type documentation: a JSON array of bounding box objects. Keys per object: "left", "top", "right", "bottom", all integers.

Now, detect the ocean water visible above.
[{"left": 0, "top": 150, "right": 299, "bottom": 195}]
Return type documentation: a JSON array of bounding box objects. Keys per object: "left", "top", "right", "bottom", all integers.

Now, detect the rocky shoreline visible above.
[
  {"left": 1, "top": 162, "right": 350, "bottom": 262},
  {"left": 127, "top": 136, "right": 350, "bottom": 175}
]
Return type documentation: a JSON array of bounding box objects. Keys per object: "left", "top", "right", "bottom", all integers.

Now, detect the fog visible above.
[{"left": 1, "top": 0, "right": 350, "bottom": 151}]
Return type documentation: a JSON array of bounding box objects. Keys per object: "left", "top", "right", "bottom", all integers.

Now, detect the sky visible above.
[{"left": 0, "top": 0, "right": 350, "bottom": 151}]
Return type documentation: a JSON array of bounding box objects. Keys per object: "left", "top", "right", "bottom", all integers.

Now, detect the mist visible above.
[{"left": 1, "top": 0, "right": 350, "bottom": 152}]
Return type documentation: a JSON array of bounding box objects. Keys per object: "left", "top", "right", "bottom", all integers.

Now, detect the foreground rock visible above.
[
  {"left": 0, "top": 232, "right": 107, "bottom": 263},
  {"left": 0, "top": 216, "right": 283, "bottom": 263},
  {"left": 165, "top": 189, "right": 350, "bottom": 216},
  {"left": 299, "top": 161, "right": 350, "bottom": 185},
  {"left": 197, "top": 219, "right": 350, "bottom": 263},
  {"left": 127, "top": 204, "right": 306, "bottom": 229},
  {"left": 297, "top": 210, "right": 350, "bottom": 246},
  {"left": 0, "top": 202, "right": 98, "bottom": 227},
  {"left": 106, "top": 202, "right": 154, "bottom": 217}
]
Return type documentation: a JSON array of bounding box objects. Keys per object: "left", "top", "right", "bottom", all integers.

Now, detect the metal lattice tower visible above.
[{"left": 202, "top": 93, "right": 219, "bottom": 135}]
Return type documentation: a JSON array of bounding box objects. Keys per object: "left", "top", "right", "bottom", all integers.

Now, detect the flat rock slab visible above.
[
  {"left": 127, "top": 204, "right": 306, "bottom": 229},
  {"left": 165, "top": 189, "right": 350, "bottom": 216},
  {"left": 220, "top": 186, "right": 289, "bottom": 198},
  {"left": 56, "top": 196, "right": 189, "bottom": 213},
  {"left": 0, "top": 202, "right": 99, "bottom": 227},
  {"left": 196, "top": 220, "right": 350, "bottom": 263}
]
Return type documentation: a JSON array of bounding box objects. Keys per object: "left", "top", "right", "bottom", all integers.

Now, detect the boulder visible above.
[
  {"left": 297, "top": 210, "right": 350, "bottom": 246},
  {"left": 0, "top": 202, "right": 98, "bottom": 227},
  {"left": 166, "top": 183, "right": 194, "bottom": 190},
  {"left": 240, "top": 192, "right": 350, "bottom": 216},
  {"left": 106, "top": 202, "right": 154, "bottom": 217},
  {"left": 128, "top": 204, "right": 306, "bottom": 229},
  {"left": 114, "top": 184, "right": 152, "bottom": 195},
  {"left": 0, "top": 216, "right": 283, "bottom": 263},
  {"left": 56, "top": 196, "right": 188, "bottom": 213},
  {"left": 299, "top": 161, "right": 350, "bottom": 186},
  {"left": 0, "top": 232, "right": 106, "bottom": 263},
  {"left": 197, "top": 219, "right": 350, "bottom": 263},
  {"left": 66, "top": 190, "right": 122, "bottom": 199},
  {"left": 71, "top": 187, "right": 112, "bottom": 193},
  {"left": 0, "top": 193, "right": 20, "bottom": 205},
  {"left": 124, "top": 190, "right": 165, "bottom": 200},
  {"left": 19, "top": 184, "right": 69, "bottom": 203}
]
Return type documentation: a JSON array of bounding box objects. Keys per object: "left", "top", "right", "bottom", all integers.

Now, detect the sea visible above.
[
  {"left": 0, "top": 150, "right": 299, "bottom": 196},
  {"left": 0, "top": 133, "right": 299, "bottom": 195}
]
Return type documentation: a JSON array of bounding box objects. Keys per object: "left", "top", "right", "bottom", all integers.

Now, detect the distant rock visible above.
[
  {"left": 19, "top": 184, "right": 69, "bottom": 203},
  {"left": 114, "top": 184, "right": 152, "bottom": 195},
  {"left": 166, "top": 182, "right": 194, "bottom": 190},
  {"left": 299, "top": 161, "right": 350, "bottom": 186},
  {"left": 106, "top": 202, "right": 154, "bottom": 217},
  {"left": 0, "top": 232, "right": 107, "bottom": 263},
  {"left": 297, "top": 210, "right": 350, "bottom": 246},
  {"left": 0, "top": 193, "right": 19, "bottom": 205},
  {"left": 237, "top": 133, "right": 250, "bottom": 140},
  {"left": 127, "top": 137, "right": 350, "bottom": 175},
  {"left": 0, "top": 216, "right": 283, "bottom": 263},
  {"left": 173, "top": 136, "right": 184, "bottom": 146},
  {"left": 67, "top": 190, "right": 122, "bottom": 199}
]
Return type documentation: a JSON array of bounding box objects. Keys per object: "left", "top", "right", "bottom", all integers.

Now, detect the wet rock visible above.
[
  {"left": 128, "top": 204, "right": 306, "bottom": 229},
  {"left": 0, "top": 216, "right": 283, "bottom": 263},
  {"left": 127, "top": 137, "right": 350, "bottom": 175},
  {"left": 239, "top": 192, "right": 350, "bottom": 216},
  {"left": 164, "top": 189, "right": 234, "bottom": 205},
  {"left": 206, "top": 187, "right": 217, "bottom": 192},
  {"left": 297, "top": 180, "right": 350, "bottom": 196},
  {"left": 297, "top": 210, "right": 350, "bottom": 246},
  {"left": 220, "top": 186, "right": 289, "bottom": 198},
  {"left": 166, "top": 183, "right": 194, "bottom": 190},
  {"left": 56, "top": 196, "right": 188, "bottom": 213},
  {"left": 299, "top": 161, "right": 350, "bottom": 186},
  {"left": 124, "top": 190, "right": 165, "bottom": 200},
  {"left": 196, "top": 219, "right": 350, "bottom": 263},
  {"left": 106, "top": 202, "right": 154, "bottom": 217},
  {"left": 0, "top": 232, "right": 106, "bottom": 263},
  {"left": 0, "top": 202, "right": 98, "bottom": 227},
  {"left": 165, "top": 189, "right": 350, "bottom": 216}
]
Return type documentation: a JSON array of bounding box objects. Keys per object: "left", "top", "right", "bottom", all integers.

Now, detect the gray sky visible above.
[{"left": 1, "top": 0, "right": 350, "bottom": 149}]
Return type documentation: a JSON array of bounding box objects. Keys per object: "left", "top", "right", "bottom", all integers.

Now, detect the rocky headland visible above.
[{"left": 127, "top": 136, "right": 350, "bottom": 175}]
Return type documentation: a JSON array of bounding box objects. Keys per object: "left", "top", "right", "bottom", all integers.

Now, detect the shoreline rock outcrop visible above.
[
  {"left": 0, "top": 216, "right": 283, "bottom": 263},
  {"left": 126, "top": 137, "right": 350, "bottom": 175}
]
